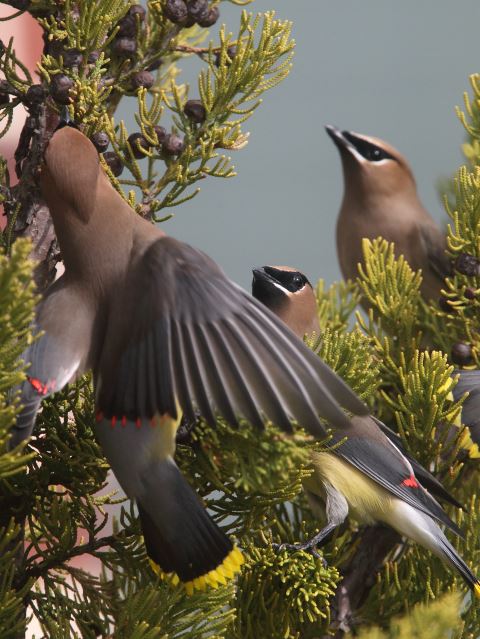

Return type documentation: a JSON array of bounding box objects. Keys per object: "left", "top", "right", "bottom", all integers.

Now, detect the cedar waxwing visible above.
[
  {"left": 12, "top": 116, "right": 382, "bottom": 594},
  {"left": 251, "top": 265, "right": 320, "bottom": 338},
  {"left": 252, "top": 265, "right": 480, "bottom": 595},
  {"left": 326, "top": 125, "right": 450, "bottom": 301}
]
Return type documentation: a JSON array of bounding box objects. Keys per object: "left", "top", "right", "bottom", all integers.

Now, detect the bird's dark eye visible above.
[
  {"left": 368, "top": 146, "right": 388, "bottom": 162},
  {"left": 260, "top": 266, "right": 311, "bottom": 293},
  {"left": 342, "top": 131, "right": 396, "bottom": 163},
  {"left": 292, "top": 274, "right": 305, "bottom": 289}
]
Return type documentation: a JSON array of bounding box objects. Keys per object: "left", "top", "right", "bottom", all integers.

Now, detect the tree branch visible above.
[{"left": 6, "top": 101, "right": 61, "bottom": 291}]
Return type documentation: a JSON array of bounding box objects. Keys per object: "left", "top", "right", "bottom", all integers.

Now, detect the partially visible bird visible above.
[
  {"left": 13, "top": 113, "right": 382, "bottom": 594},
  {"left": 325, "top": 125, "right": 450, "bottom": 301},
  {"left": 452, "top": 370, "right": 480, "bottom": 450},
  {"left": 251, "top": 265, "right": 320, "bottom": 338},
  {"left": 252, "top": 264, "right": 480, "bottom": 596}
]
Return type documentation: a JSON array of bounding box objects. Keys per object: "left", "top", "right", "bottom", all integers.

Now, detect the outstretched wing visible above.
[
  {"left": 331, "top": 416, "right": 462, "bottom": 536},
  {"left": 11, "top": 280, "right": 92, "bottom": 448},
  {"left": 96, "top": 237, "right": 369, "bottom": 437}
]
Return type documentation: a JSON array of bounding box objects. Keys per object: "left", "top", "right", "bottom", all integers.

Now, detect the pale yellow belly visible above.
[{"left": 305, "top": 451, "right": 394, "bottom": 525}]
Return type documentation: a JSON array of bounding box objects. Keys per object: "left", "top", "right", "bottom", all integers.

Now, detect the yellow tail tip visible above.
[
  {"left": 149, "top": 546, "right": 244, "bottom": 595},
  {"left": 474, "top": 582, "right": 480, "bottom": 599}
]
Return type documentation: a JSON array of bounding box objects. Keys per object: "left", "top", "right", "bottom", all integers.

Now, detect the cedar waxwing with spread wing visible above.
[
  {"left": 11, "top": 116, "right": 385, "bottom": 595},
  {"left": 325, "top": 125, "right": 450, "bottom": 301},
  {"left": 252, "top": 265, "right": 480, "bottom": 596}
]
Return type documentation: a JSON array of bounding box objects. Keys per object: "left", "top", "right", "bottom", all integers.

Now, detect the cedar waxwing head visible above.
[
  {"left": 251, "top": 265, "right": 320, "bottom": 339},
  {"left": 40, "top": 116, "right": 99, "bottom": 223},
  {"left": 325, "top": 125, "right": 417, "bottom": 201}
]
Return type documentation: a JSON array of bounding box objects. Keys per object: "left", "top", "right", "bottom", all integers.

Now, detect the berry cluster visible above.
[
  {"left": 44, "top": 2, "right": 226, "bottom": 110},
  {"left": 126, "top": 128, "right": 185, "bottom": 159},
  {"left": 97, "top": 98, "right": 207, "bottom": 175},
  {"left": 45, "top": 5, "right": 152, "bottom": 106},
  {"left": 112, "top": 5, "right": 146, "bottom": 58},
  {"left": 164, "top": 0, "right": 219, "bottom": 28}
]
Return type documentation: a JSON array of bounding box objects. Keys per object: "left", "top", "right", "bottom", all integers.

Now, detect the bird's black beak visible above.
[
  {"left": 252, "top": 266, "right": 279, "bottom": 286},
  {"left": 251, "top": 266, "right": 286, "bottom": 309},
  {"left": 325, "top": 125, "right": 352, "bottom": 152},
  {"left": 325, "top": 124, "right": 344, "bottom": 144},
  {"left": 252, "top": 266, "right": 269, "bottom": 283},
  {"left": 252, "top": 266, "right": 271, "bottom": 293},
  {"left": 325, "top": 125, "right": 371, "bottom": 164}
]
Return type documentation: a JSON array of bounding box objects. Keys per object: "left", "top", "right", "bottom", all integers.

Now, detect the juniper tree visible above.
[{"left": 1, "top": 1, "right": 480, "bottom": 638}]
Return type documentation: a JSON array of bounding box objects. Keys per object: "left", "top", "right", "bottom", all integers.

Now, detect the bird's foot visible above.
[{"left": 272, "top": 542, "right": 328, "bottom": 566}]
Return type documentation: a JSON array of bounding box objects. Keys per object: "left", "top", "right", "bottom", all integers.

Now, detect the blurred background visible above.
[
  {"left": 2, "top": 1, "right": 480, "bottom": 289},
  {"left": 165, "top": 0, "right": 480, "bottom": 289}
]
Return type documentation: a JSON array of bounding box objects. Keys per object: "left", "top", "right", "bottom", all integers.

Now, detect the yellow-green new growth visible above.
[
  {"left": 234, "top": 543, "right": 339, "bottom": 639},
  {"left": 359, "top": 593, "right": 461, "bottom": 639}
]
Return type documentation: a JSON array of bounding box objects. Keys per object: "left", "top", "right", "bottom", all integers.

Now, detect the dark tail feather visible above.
[
  {"left": 138, "top": 458, "right": 243, "bottom": 591},
  {"left": 439, "top": 537, "right": 480, "bottom": 597},
  {"left": 453, "top": 370, "right": 480, "bottom": 447}
]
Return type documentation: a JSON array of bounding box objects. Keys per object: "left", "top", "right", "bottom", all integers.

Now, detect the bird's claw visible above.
[{"left": 272, "top": 542, "right": 328, "bottom": 567}]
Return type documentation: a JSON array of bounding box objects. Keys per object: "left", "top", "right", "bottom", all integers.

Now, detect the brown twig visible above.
[
  {"left": 5, "top": 98, "right": 60, "bottom": 291},
  {"left": 21, "top": 531, "right": 123, "bottom": 586},
  {"left": 170, "top": 44, "right": 213, "bottom": 55}
]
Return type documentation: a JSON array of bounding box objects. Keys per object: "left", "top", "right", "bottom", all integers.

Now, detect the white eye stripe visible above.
[
  {"left": 272, "top": 281, "right": 290, "bottom": 295},
  {"left": 345, "top": 145, "right": 367, "bottom": 164}
]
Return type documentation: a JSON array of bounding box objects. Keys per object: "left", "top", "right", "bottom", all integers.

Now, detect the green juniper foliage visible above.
[
  {"left": 358, "top": 592, "right": 462, "bottom": 639},
  {"left": 0, "top": 239, "right": 37, "bottom": 639},
  {"left": 2, "top": 1, "right": 480, "bottom": 638}
]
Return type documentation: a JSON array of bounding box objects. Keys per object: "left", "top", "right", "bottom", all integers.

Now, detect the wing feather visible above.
[
  {"left": 154, "top": 318, "right": 177, "bottom": 418},
  {"left": 12, "top": 280, "right": 92, "bottom": 446},
  {"left": 207, "top": 320, "right": 265, "bottom": 429},
  {"left": 332, "top": 429, "right": 462, "bottom": 536},
  {"left": 179, "top": 322, "right": 217, "bottom": 426},
  {"left": 170, "top": 320, "right": 196, "bottom": 422},
  {"left": 195, "top": 324, "right": 238, "bottom": 426},
  {"left": 96, "top": 237, "right": 369, "bottom": 437}
]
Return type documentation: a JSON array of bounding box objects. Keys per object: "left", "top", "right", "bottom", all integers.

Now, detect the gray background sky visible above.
[{"left": 122, "top": 1, "right": 480, "bottom": 290}]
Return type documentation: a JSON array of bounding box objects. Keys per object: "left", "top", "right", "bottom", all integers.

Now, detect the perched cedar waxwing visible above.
[
  {"left": 12, "top": 115, "right": 381, "bottom": 595},
  {"left": 252, "top": 265, "right": 480, "bottom": 595},
  {"left": 326, "top": 125, "right": 450, "bottom": 301}
]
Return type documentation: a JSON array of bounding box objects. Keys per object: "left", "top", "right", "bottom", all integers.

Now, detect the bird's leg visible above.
[
  {"left": 274, "top": 482, "right": 348, "bottom": 564},
  {"left": 274, "top": 522, "right": 338, "bottom": 561}
]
